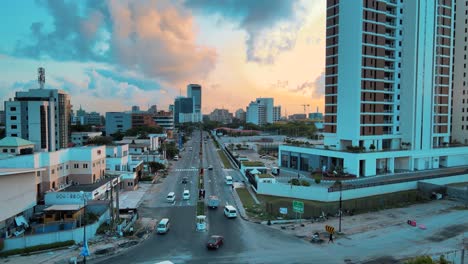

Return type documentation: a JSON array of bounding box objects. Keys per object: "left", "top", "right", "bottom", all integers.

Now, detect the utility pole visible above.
[
  {"left": 339, "top": 182, "right": 343, "bottom": 233},
  {"left": 115, "top": 181, "right": 120, "bottom": 229}
]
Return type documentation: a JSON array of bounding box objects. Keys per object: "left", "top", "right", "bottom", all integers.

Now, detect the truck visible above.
[{"left": 207, "top": 195, "right": 220, "bottom": 209}]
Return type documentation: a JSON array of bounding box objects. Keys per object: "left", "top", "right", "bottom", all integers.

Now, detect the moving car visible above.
[
  {"left": 157, "top": 218, "right": 170, "bottom": 234},
  {"left": 208, "top": 165, "right": 213, "bottom": 170},
  {"left": 181, "top": 177, "right": 188, "bottom": 184},
  {"left": 173, "top": 155, "right": 179, "bottom": 161},
  {"left": 166, "top": 192, "right": 175, "bottom": 203},
  {"left": 206, "top": 235, "right": 224, "bottom": 249},
  {"left": 183, "top": 189, "right": 190, "bottom": 200},
  {"left": 223, "top": 205, "right": 237, "bottom": 218},
  {"left": 225, "top": 175, "right": 233, "bottom": 185},
  {"left": 207, "top": 195, "right": 220, "bottom": 209}
]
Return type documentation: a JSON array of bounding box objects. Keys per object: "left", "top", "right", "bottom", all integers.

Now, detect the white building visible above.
[
  {"left": 0, "top": 168, "right": 45, "bottom": 236},
  {"left": 0, "top": 145, "right": 107, "bottom": 196},
  {"left": 246, "top": 98, "right": 278, "bottom": 125},
  {"left": 71, "top": 131, "right": 102, "bottom": 146},
  {"left": 235, "top": 108, "right": 246, "bottom": 122},
  {"left": 4, "top": 88, "right": 71, "bottom": 152},
  {"left": 279, "top": 0, "right": 468, "bottom": 177}
]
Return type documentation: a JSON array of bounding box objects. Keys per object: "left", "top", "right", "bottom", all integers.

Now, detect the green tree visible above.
[
  {"left": 0, "top": 128, "right": 5, "bottom": 138},
  {"left": 110, "top": 131, "right": 125, "bottom": 141},
  {"left": 148, "top": 161, "right": 165, "bottom": 173},
  {"left": 161, "top": 141, "right": 178, "bottom": 159}
]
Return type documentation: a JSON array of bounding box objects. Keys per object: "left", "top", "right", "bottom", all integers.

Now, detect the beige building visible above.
[{"left": 0, "top": 168, "right": 45, "bottom": 236}]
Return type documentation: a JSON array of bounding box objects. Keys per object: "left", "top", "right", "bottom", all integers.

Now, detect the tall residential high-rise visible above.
[
  {"left": 279, "top": 0, "right": 468, "bottom": 177},
  {"left": 451, "top": 0, "right": 468, "bottom": 144},
  {"left": 209, "top": 109, "right": 233, "bottom": 124},
  {"left": 187, "top": 84, "right": 202, "bottom": 122},
  {"left": 5, "top": 87, "right": 71, "bottom": 152},
  {"left": 324, "top": 0, "right": 453, "bottom": 151}
]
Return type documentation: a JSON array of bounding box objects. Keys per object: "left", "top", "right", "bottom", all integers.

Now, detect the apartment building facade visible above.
[
  {"left": 279, "top": 0, "right": 468, "bottom": 177},
  {"left": 5, "top": 88, "right": 71, "bottom": 151}
]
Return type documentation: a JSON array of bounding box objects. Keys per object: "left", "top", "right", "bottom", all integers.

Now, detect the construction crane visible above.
[{"left": 301, "top": 104, "right": 310, "bottom": 115}]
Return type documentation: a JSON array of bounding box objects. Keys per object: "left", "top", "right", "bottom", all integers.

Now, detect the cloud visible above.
[
  {"left": 185, "top": 0, "right": 310, "bottom": 64},
  {"left": 14, "top": 0, "right": 217, "bottom": 84},
  {"left": 289, "top": 72, "right": 325, "bottom": 98}
]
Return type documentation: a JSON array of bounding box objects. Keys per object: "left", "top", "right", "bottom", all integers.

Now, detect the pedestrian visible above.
[{"left": 328, "top": 233, "right": 334, "bottom": 244}]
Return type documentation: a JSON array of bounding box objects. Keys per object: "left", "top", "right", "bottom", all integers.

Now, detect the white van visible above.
[
  {"left": 166, "top": 192, "right": 175, "bottom": 203},
  {"left": 225, "top": 175, "right": 233, "bottom": 185},
  {"left": 173, "top": 155, "right": 179, "bottom": 161},
  {"left": 183, "top": 189, "right": 190, "bottom": 200},
  {"left": 157, "top": 218, "right": 170, "bottom": 234},
  {"left": 224, "top": 205, "right": 237, "bottom": 218}
]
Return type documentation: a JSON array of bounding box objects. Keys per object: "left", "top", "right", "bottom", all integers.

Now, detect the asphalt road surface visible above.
[{"left": 95, "top": 130, "right": 335, "bottom": 264}]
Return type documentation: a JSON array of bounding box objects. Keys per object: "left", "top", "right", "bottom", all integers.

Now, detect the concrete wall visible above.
[
  {"left": 2, "top": 209, "right": 110, "bottom": 252},
  {"left": 0, "top": 171, "right": 37, "bottom": 222},
  {"left": 417, "top": 182, "right": 447, "bottom": 199},
  {"left": 447, "top": 186, "right": 468, "bottom": 203},
  {"left": 256, "top": 174, "right": 468, "bottom": 202}
]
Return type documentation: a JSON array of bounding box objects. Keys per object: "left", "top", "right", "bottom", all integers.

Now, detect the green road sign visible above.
[{"left": 292, "top": 200, "right": 304, "bottom": 213}]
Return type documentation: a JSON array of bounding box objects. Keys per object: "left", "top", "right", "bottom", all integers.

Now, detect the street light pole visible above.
[{"left": 339, "top": 182, "right": 342, "bottom": 233}]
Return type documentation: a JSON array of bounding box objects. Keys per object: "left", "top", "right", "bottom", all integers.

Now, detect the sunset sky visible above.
[{"left": 0, "top": 0, "right": 326, "bottom": 115}]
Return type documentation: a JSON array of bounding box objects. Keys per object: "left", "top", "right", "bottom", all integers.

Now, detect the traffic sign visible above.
[
  {"left": 325, "top": 225, "right": 335, "bottom": 234},
  {"left": 292, "top": 200, "right": 304, "bottom": 213},
  {"left": 279, "top": 207, "right": 288, "bottom": 215}
]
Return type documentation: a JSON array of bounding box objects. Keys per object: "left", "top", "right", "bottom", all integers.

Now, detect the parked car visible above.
[
  {"left": 206, "top": 235, "right": 224, "bottom": 249},
  {"left": 183, "top": 189, "right": 190, "bottom": 200},
  {"left": 208, "top": 165, "right": 213, "bottom": 170},
  {"left": 166, "top": 192, "right": 175, "bottom": 203},
  {"left": 181, "top": 177, "right": 188, "bottom": 184}
]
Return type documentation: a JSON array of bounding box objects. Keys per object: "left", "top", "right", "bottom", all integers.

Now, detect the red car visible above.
[{"left": 206, "top": 235, "right": 224, "bottom": 249}]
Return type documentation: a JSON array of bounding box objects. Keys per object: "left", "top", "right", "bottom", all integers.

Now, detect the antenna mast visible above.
[{"left": 38, "top": 67, "right": 45, "bottom": 89}]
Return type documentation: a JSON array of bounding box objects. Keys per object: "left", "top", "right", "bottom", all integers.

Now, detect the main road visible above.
[{"left": 94, "top": 130, "right": 338, "bottom": 264}]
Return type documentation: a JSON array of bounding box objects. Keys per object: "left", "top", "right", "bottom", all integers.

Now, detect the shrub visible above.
[
  {"left": 289, "top": 178, "right": 300, "bottom": 186},
  {"left": 313, "top": 174, "right": 322, "bottom": 184},
  {"left": 301, "top": 180, "right": 310, "bottom": 186}
]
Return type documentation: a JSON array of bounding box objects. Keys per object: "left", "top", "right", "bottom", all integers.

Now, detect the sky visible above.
[{"left": 0, "top": 0, "right": 326, "bottom": 116}]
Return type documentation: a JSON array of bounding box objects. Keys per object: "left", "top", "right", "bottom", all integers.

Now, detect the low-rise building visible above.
[
  {"left": 0, "top": 137, "right": 35, "bottom": 156},
  {"left": 0, "top": 145, "right": 107, "bottom": 200},
  {"left": 71, "top": 131, "right": 102, "bottom": 146}
]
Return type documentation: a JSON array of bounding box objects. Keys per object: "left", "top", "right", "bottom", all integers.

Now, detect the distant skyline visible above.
[{"left": 0, "top": 0, "right": 325, "bottom": 115}]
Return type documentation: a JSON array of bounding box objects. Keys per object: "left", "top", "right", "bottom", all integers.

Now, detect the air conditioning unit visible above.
[{"left": 59, "top": 184, "right": 64, "bottom": 189}]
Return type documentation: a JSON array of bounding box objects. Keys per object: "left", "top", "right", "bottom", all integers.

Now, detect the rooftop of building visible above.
[
  {"left": 63, "top": 176, "right": 117, "bottom": 192},
  {"left": 0, "top": 137, "right": 35, "bottom": 147},
  {"left": 0, "top": 168, "right": 45, "bottom": 176}
]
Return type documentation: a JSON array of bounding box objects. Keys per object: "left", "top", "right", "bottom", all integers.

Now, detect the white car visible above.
[
  {"left": 183, "top": 190, "right": 190, "bottom": 200},
  {"left": 224, "top": 205, "right": 237, "bottom": 218},
  {"left": 166, "top": 192, "right": 175, "bottom": 203}
]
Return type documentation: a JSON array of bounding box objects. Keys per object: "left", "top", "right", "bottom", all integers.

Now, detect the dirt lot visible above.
[{"left": 270, "top": 199, "right": 467, "bottom": 241}]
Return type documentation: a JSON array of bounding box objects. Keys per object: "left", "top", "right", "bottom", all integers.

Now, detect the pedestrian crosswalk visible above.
[{"left": 174, "top": 168, "right": 198, "bottom": 172}]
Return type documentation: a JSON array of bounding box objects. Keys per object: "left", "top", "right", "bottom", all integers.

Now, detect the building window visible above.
[
  {"left": 51, "top": 169, "right": 55, "bottom": 174},
  {"left": 11, "top": 125, "right": 17, "bottom": 129},
  {"left": 93, "top": 163, "right": 95, "bottom": 167},
  {"left": 36, "top": 171, "right": 41, "bottom": 177},
  {"left": 2, "top": 149, "right": 7, "bottom": 153},
  {"left": 74, "top": 164, "right": 79, "bottom": 168},
  {"left": 10, "top": 107, "right": 16, "bottom": 111},
  {"left": 11, "top": 133, "right": 17, "bottom": 137},
  {"left": 10, "top": 116, "right": 17, "bottom": 120},
  {"left": 83, "top": 164, "right": 88, "bottom": 169},
  {"left": 10, "top": 149, "right": 15, "bottom": 153},
  {"left": 66, "top": 165, "right": 69, "bottom": 170}
]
